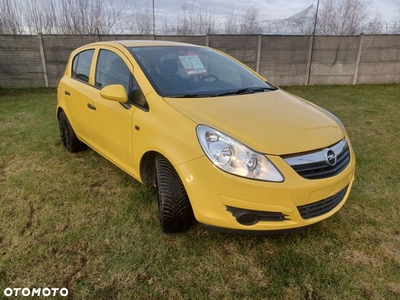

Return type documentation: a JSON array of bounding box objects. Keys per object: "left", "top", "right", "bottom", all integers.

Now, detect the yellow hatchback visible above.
[{"left": 57, "top": 40, "right": 355, "bottom": 234}]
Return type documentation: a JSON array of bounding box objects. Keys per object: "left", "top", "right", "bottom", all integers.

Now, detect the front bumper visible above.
[{"left": 175, "top": 146, "right": 356, "bottom": 232}]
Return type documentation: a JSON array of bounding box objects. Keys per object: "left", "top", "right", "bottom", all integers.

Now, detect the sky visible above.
[{"left": 127, "top": 0, "right": 400, "bottom": 24}]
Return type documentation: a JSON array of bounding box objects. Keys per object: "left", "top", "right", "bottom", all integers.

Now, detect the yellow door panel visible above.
[
  {"left": 59, "top": 77, "right": 92, "bottom": 143},
  {"left": 88, "top": 91, "right": 136, "bottom": 171}
]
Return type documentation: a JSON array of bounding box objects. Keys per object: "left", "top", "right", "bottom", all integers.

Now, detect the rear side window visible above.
[{"left": 72, "top": 49, "right": 94, "bottom": 83}]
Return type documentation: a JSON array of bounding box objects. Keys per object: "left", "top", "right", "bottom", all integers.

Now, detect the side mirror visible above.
[{"left": 100, "top": 84, "right": 127, "bottom": 103}]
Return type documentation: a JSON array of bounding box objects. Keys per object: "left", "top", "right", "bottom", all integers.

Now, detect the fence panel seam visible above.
[
  {"left": 256, "top": 35, "right": 262, "bottom": 73},
  {"left": 305, "top": 35, "right": 314, "bottom": 86},
  {"left": 37, "top": 33, "right": 49, "bottom": 88},
  {"left": 353, "top": 33, "right": 364, "bottom": 85}
]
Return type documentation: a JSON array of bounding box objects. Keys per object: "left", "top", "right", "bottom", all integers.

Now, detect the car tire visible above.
[
  {"left": 155, "top": 154, "right": 194, "bottom": 233},
  {"left": 58, "top": 111, "right": 85, "bottom": 153}
]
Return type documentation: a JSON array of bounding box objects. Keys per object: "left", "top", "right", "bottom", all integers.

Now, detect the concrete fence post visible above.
[
  {"left": 37, "top": 33, "right": 49, "bottom": 88},
  {"left": 256, "top": 34, "right": 262, "bottom": 73},
  {"left": 205, "top": 34, "right": 210, "bottom": 47},
  {"left": 305, "top": 34, "right": 314, "bottom": 86},
  {"left": 95, "top": 28, "right": 101, "bottom": 42},
  {"left": 353, "top": 33, "right": 364, "bottom": 85}
]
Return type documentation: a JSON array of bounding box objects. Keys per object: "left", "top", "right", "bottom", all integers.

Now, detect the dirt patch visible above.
[{"left": 343, "top": 249, "right": 382, "bottom": 268}]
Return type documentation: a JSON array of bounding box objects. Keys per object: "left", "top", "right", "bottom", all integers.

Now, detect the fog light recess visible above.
[
  {"left": 236, "top": 212, "right": 260, "bottom": 226},
  {"left": 226, "top": 206, "right": 290, "bottom": 224}
]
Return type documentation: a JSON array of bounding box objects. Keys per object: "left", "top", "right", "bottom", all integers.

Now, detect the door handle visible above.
[
  {"left": 65, "top": 90, "right": 70, "bottom": 96},
  {"left": 87, "top": 103, "right": 96, "bottom": 110}
]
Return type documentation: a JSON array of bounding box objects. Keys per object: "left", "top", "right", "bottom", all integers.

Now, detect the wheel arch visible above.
[
  {"left": 139, "top": 151, "right": 158, "bottom": 186},
  {"left": 57, "top": 107, "right": 65, "bottom": 118},
  {"left": 139, "top": 150, "right": 191, "bottom": 188}
]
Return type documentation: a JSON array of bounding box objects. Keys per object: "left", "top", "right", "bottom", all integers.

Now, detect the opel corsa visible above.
[{"left": 57, "top": 40, "right": 356, "bottom": 234}]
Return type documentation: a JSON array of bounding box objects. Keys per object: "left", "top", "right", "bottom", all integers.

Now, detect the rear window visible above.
[{"left": 72, "top": 49, "right": 95, "bottom": 83}]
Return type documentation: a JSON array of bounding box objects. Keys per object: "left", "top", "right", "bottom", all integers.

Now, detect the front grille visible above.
[
  {"left": 284, "top": 139, "right": 351, "bottom": 180},
  {"left": 297, "top": 185, "right": 348, "bottom": 219},
  {"left": 292, "top": 147, "right": 350, "bottom": 179}
]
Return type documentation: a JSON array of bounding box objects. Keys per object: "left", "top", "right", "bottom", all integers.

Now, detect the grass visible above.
[{"left": 0, "top": 84, "right": 399, "bottom": 299}]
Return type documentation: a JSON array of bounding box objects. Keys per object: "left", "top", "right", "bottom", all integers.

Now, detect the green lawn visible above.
[{"left": 0, "top": 85, "right": 399, "bottom": 299}]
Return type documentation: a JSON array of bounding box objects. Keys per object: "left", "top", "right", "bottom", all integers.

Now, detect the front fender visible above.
[{"left": 131, "top": 92, "right": 204, "bottom": 181}]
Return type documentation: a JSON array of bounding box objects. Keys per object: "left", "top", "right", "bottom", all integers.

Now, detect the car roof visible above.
[{"left": 86, "top": 40, "right": 203, "bottom": 48}]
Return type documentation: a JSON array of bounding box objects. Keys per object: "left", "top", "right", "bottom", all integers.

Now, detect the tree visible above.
[
  {"left": 122, "top": 3, "right": 153, "bottom": 35},
  {"left": 317, "top": 0, "right": 381, "bottom": 35},
  {"left": 174, "top": 1, "right": 219, "bottom": 35},
  {"left": 0, "top": 0, "right": 24, "bottom": 34},
  {"left": 222, "top": 6, "right": 262, "bottom": 34},
  {"left": 224, "top": 8, "right": 239, "bottom": 34},
  {"left": 239, "top": 7, "right": 262, "bottom": 34},
  {"left": 23, "top": 0, "right": 59, "bottom": 34},
  {"left": 1, "top": 0, "right": 127, "bottom": 34},
  {"left": 57, "top": 0, "right": 125, "bottom": 34}
]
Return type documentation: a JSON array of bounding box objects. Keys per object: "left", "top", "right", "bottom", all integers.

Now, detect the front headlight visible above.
[{"left": 196, "top": 125, "right": 284, "bottom": 182}]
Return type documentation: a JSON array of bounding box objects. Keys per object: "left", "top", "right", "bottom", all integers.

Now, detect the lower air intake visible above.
[{"left": 297, "top": 185, "right": 348, "bottom": 219}]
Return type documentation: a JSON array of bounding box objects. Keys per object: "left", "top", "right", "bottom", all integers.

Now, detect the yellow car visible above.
[{"left": 57, "top": 40, "right": 355, "bottom": 234}]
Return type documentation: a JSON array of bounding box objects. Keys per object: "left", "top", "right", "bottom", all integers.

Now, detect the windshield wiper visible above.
[
  {"left": 165, "top": 86, "right": 277, "bottom": 98},
  {"left": 213, "top": 86, "right": 277, "bottom": 97},
  {"left": 166, "top": 93, "right": 217, "bottom": 98}
]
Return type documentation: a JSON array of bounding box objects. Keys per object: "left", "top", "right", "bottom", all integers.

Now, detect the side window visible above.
[
  {"left": 72, "top": 49, "right": 94, "bottom": 83},
  {"left": 95, "top": 49, "right": 148, "bottom": 110},
  {"left": 95, "top": 50, "right": 131, "bottom": 94}
]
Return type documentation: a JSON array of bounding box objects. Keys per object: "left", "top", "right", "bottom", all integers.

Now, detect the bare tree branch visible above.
[
  {"left": 224, "top": 8, "right": 239, "bottom": 34},
  {"left": 239, "top": 7, "right": 262, "bottom": 34},
  {"left": 174, "top": 1, "right": 219, "bottom": 35},
  {"left": 317, "top": 0, "right": 381, "bottom": 35},
  {"left": 0, "top": 0, "right": 24, "bottom": 34}
]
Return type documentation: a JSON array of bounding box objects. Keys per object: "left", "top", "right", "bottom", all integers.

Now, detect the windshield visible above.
[{"left": 128, "top": 46, "right": 276, "bottom": 97}]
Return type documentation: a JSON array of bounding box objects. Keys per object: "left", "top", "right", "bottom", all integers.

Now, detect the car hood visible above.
[{"left": 164, "top": 90, "right": 344, "bottom": 155}]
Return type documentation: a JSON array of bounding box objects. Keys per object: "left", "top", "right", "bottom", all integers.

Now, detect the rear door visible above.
[{"left": 61, "top": 49, "right": 95, "bottom": 143}]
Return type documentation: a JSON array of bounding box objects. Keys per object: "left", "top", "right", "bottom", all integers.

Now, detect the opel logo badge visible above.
[{"left": 324, "top": 149, "right": 337, "bottom": 166}]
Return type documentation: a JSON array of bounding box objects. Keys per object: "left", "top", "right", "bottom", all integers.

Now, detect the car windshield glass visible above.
[{"left": 128, "top": 46, "right": 276, "bottom": 97}]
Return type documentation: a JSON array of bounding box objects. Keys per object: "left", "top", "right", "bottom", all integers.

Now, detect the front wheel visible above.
[{"left": 155, "top": 154, "right": 194, "bottom": 233}]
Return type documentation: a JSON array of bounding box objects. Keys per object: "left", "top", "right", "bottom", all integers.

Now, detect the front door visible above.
[{"left": 85, "top": 48, "right": 136, "bottom": 173}]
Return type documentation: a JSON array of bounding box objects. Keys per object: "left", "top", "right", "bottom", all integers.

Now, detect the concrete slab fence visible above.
[{"left": 0, "top": 34, "right": 399, "bottom": 87}]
